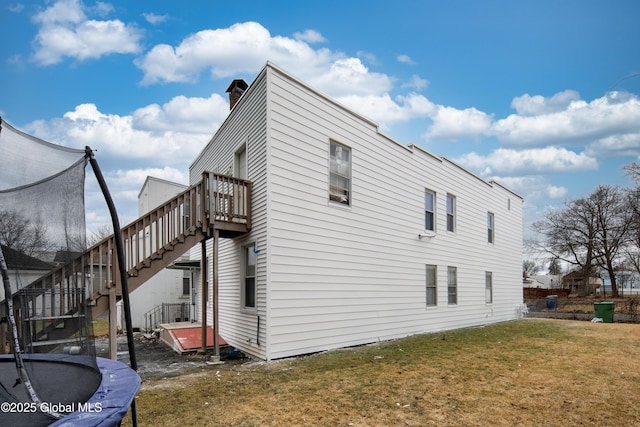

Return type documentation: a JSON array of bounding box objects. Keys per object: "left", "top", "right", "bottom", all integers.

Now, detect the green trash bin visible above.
[{"left": 594, "top": 302, "right": 615, "bottom": 323}]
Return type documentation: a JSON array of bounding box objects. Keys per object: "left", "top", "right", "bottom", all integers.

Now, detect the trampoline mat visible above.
[{"left": 0, "top": 354, "right": 101, "bottom": 426}]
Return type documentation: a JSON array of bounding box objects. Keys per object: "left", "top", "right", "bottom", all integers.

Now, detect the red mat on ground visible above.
[{"left": 164, "top": 325, "right": 227, "bottom": 352}]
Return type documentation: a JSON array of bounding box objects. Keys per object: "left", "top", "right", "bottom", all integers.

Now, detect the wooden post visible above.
[
  {"left": 200, "top": 239, "right": 207, "bottom": 354},
  {"left": 213, "top": 228, "right": 220, "bottom": 358}
]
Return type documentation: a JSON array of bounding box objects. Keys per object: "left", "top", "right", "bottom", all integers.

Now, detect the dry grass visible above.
[
  {"left": 123, "top": 320, "right": 640, "bottom": 426},
  {"left": 91, "top": 317, "right": 109, "bottom": 337}
]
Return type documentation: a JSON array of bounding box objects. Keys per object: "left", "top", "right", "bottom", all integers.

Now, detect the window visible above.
[
  {"left": 426, "top": 265, "right": 437, "bottom": 307},
  {"left": 425, "top": 190, "right": 436, "bottom": 231},
  {"left": 243, "top": 245, "right": 256, "bottom": 309},
  {"left": 329, "top": 141, "right": 351, "bottom": 205},
  {"left": 182, "top": 271, "right": 190, "bottom": 296},
  {"left": 447, "top": 266, "right": 457, "bottom": 305},
  {"left": 485, "top": 271, "right": 493, "bottom": 304},
  {"left": 446, "top": 194, "right": 456, "bottom": 232},
  {"left": 487, "top": 212, "right": 494, "bottom": 244}
]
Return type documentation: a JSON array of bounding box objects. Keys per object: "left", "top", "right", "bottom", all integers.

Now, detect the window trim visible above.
[
  {"left": 447, "top": 266, "right": 457, "bottom": 305},
  {"left": 446, "top": 194, "right": 456, "bottom": 233},
  {"left": 426, "top": 264, "right": 437, "bottom": 307},
  {"left": 329, "top": 140, "right": 352, "bottom": 206},
  {"left": 425, "top": 189, "right": 436, "bottom": 232},
  {"left": 241, "top": 244, "right": 257, "bottom": 312}
]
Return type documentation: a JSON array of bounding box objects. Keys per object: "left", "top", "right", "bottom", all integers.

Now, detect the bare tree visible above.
[
  {"left": 624, "top": 186, "right": 640, "bottom": 278},
  {"left": 522, "top": 260, "right": 538, "bottom": 279},
  {"left": 590, "top": 185, "right": 632, "bottom": 297},
  {"left": 87, "top": 224, "right": 114, "bottom": 247},
  {"left": 533, "top": 186, "right": 630, "bottom": 297},
  {"left": 533, "top": 197, "right": 598, "bottom": 294},
  {"left": 0, "top": 209, "right": 53, "bottom": 257},
  {"left": 623, "top": 161, "right": 640, "bottom": 184}
]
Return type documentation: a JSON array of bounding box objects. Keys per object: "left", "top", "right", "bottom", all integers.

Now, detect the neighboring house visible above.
[
  {"left": 531, "top": 275, "right": 562, "bottom": 289},
  {"left": 116, "top": 176, "right": 194, "bottom": 331},
  {"left": 188, "top": 62, "right": 523, "bottom": 361},
  {"left": 562, "top": 271, "right": 602, "bottom": 296},
  {"left": 0, "top": 244, "right": 53, "bottom": 301}
]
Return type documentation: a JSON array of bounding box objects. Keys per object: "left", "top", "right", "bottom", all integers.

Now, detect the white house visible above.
[
  {"left": 188, "top": 62, "right": 523, "bottom": 361},
  {"left": 118, "top": 176, "right": 193, "bottom": 331}
]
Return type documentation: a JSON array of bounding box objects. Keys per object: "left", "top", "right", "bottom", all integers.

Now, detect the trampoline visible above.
[
  {"left": 0, "top": 118, "right": 141, "bottom": 426},
  {"left": 0, "top": 354, "right": 140, "bottom": 426}
]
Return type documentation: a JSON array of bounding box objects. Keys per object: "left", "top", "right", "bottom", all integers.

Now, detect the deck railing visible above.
[{"left": 12, "top": 172, "right": 251, "bottom": 327}]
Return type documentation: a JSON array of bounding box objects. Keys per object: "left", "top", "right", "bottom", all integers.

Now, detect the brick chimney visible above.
[{"left": 226, "top": 79, "right": 249, "bottom": 110}]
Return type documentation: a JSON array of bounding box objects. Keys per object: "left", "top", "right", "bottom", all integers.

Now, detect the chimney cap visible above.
[{"left": 226, "top": 79, "right": 248, "bottom": 93}]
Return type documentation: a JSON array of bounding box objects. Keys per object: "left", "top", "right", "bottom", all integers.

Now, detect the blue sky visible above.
[{"left": 1, "top": 0, "right": 639, "bottom": 249}]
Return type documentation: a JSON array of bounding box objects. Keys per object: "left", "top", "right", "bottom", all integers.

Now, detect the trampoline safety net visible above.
[{"left": 0, "top": 118, "right": 101, "bottom": 426}]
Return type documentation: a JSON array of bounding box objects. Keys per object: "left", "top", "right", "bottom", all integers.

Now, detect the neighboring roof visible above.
[
  {"left": 138, "top": 176, "right": 188, "bottom": 200},
  {"left": 1, "top": 245, "right": 54, "bottom": 271},
  {"left": 168, "top": 260, "right": 201, "bottom": 269}
]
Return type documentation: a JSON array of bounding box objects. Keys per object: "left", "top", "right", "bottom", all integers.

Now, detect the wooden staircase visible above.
[{"left": 12, "top": 172, "right": 251, "bottom": 354}]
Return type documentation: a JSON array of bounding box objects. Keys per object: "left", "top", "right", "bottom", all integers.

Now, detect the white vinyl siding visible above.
[
  {"left": 191, "top": 63, "right": 523, "bottom": 361},
  {"left": 189, "top": 70, "right": 269, "bottom": 360}
]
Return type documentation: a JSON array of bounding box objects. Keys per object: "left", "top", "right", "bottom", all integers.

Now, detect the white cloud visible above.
[
  {"left": 134, "top": 21, "right": 393, "bottom": 98},
  {"left": 311, "top": 57, "right": 394, "bottom": 96},
  {"left": 132, "top": 93, "right": 229, "bottom": 134},
  {"left": 492, "top": 91, "right": 640, "bottom": 148},
  {"left": 586, "top": 132, "right": 640, "bottom": 158},
  {"left": 423, "top": 105, "right": 493, "bottom": 141},
  {"left": 397, "top": 54, "right": 415, "bottom": 65},
  {"left": 293, "top": 29, "right": 326, "bottom": 43},
  {"left": 402, "top": 74, "right": 429, "bottom": 91},
  {"left": 454, "top": 146, "right": 599, "bottom": 176},
  {"left": 136, "top": 21, "right": 331, "bottom": 84},
  {"left": 9, "top": 3, "right": 24, "bottom": 13},
  {"left": 142, "top": 12, "right": 168, "bottom": 25},
  {"left": 511, "top": 90, "right": 580, "bottom": 116},
  {"left": 26, "top": 96, "right": 226, "bottom": 165},
  {"left": 337, "top": 93, "right": 435, "bottom": 126},
  {"left": 545, "top": 184, "right": 568, "bottom": 199},
  {"left": 31, "top": 0, "right": 142, "bottom": 65}
]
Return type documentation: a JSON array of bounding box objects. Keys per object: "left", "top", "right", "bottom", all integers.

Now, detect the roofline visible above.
[{"left": 191, "top": 62, "right": 522, "bottom": 200}]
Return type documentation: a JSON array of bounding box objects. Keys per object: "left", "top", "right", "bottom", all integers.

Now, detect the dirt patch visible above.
[{"left": 94, "top": 333, "right": 246, "bottom": 380}]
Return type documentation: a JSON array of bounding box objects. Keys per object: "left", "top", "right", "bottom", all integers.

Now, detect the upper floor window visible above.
[
  {"left": 446, "top": 194, "right": 456, "bottom": 232},
  {"left": 425, "top": 190, "right": 436, "bottom": 231},
  {"left": 329, "top": 141, "right": 351, "bottom": 205},
  {"left": 487, "top": 212, "right": 494, "bottom": 244}
]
